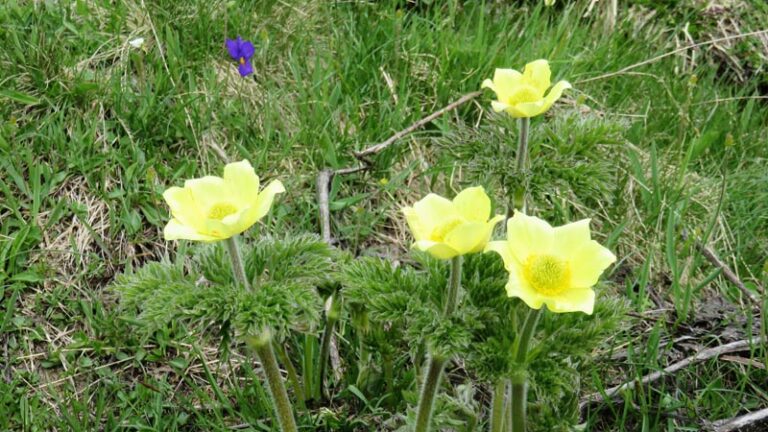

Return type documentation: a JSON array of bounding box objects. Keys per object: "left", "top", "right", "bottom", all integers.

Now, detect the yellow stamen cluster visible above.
[
  {"left": 208, "top": 203, "right": 238, "bottom": 220},
  {"left": 523, "top": 255, "right": 570, "bottom": 296}
]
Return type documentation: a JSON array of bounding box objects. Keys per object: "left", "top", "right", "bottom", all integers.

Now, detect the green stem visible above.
[
  {"left": 513, "top": 117, "right": 531, "bottom": 215},
  {"left": 509, "top": 308, "right": 542, "bottom": 432},
  {"left": 274, "top": 341, "right": 306, "bottom": 411},
  {"left": 444, "top": 255, "right": 463, "bottom": 315},
  {"left": 504, "top": 382, "right": 512, "bottom": 432},
  {"left": 225, "top": 236, "right": 297, "bottom": 431},
  {"left": 510, "top": 373, "right": 527, "bottom": 432},
  {"left": 516, "top": 118, "right": 530, "bottom": 175},
  {"left": 225, "top": 236, "right": 250, "bottom": 290},
  {"left": 514, "top": 308, "right": 541, "bottom": 364},
  {"left": 414, "top": 256, "right": 463, "bottom": 432},
  {"left": 317, "top": 295, "right": 339, "bottom": 401},
  {"left": 383, "top": 350, "right": 395, "bottom": 400},
  {"left": 303, "top": 333, "right": 318, "bottom": 401},
  {"left": 414, "top": 356, "right": 447, "bottom": 432},
  {"left": 490, "top": 380, "right": 506, "bottom": 432},
  {"left": 251, "top": 341, "right": 299, "bottom": 432}
]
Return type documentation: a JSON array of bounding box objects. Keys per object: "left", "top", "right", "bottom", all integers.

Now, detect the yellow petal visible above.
[
  {"left": 481, "top": 78, "right": 496, "bottom": 91},
  {"left": 403, "top": 207, "right": 429, "bottom": 241},
  {"left": 444, "top": 222, "right": 489, "bottom": 255},
  {"left": 163, "top": 186, "right": 202, "bottom": 228},
  {"left": 223, "top": 160, "right": 260, "bottom": 206},
  {"left": 413, "top": 240, "right": 460, "bottom": 260},
  {"left": 523, "top": 59, "right": 552, "bottom": 94},
  {"left": 540, "top": 80, "right": 572, "bottom": 113},
  {"left": 505, "top": 268, "right": 545, "bottom": 309},
  {"left": 509, "top": 84, "right": 546, "bottom": 103},
  {"left": 508, "top": 100, "right": 546, "bottom": 118},
  {"left": 544, "top": 288, "right": 595, "bottom": 314},
  {"left": 214, "top": 207, "right": 257, "bottom": 239},
  {"left": 164, "top": 218, "right": 219, "bottom": 242},
  {"left": 491, "top": 68, "right": 523, "bottom": 99},
  {"left": 253, "top": 179, "right": 286, "bottom": 221},
  {"left": 470, "top": 215, "right": 505, "bottom": 253},
  {"left": 553, "top": 219, "right": 591, "bottom": 259},
  {"left": 485, "top": 240, "right": 516, "bottom": 270},
  {"left": 569, "top": 240, "right": 616, "bottom": 287},
  {"left": 505, "top": 212, "right": 554, "bottom": 262},
  {"left": 452, "top": 186, "right": 491, "bottom": 222},
  {"left": 413, "top": 193, "right": 457, "bottom": 235},
  {"left": 186, "top": 176, "right": 230, "bottom": 210}
]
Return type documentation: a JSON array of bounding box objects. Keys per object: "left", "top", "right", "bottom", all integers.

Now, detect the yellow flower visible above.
[
  {"left": 544, "top": 0, "right": 555, "bottom": 6},
  {"left": 162, "top": 160, "right": 285, "bottom": 242},
  {"left": 481, "top": 59, "right": 571, "bottom": 118},
  {"left": 403, "top": 186, "right": 504, "bottom": 260},
  {"left": 485, "top": 213, "right": 616, "bottom": 314}
]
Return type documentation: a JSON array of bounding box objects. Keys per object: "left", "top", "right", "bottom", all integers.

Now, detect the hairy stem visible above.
[
  {"left": 444, "top": 255, "right": 463, "bottom": 315},
  {"left": 225, "top": 236, "right": 250, "bottom": 290},
  {"left": 509, "top": 308, "right": 542, "bottom": 432},
  {"left": 513, "top": 117, "right": 531, "bottom": 215},
  {"left": 251, "top": 341, "right": 299, "bottom": 432},
  {"left": 303, "top": 333, "right": 318, "bottom": 401},
  {"left": 414, "top": 256, "right": 463, "bottom": 432},
  {"left": 317, "top": 294, "right": 339, "bottom": 401},
  {"left": 274, "top": 342, "right": 306, "bottom": 411},
  {"left": 383, "top": 351, "right": 395, "bottom": 401},
  {"left": 414, "top": 356, "right": 448, "bottom": 432},
  {"left": 225, "top": 236, "right": 297, "bottom": 431},
  {"left": 504, "top": 382, "right": 512, "bottom": 432},
  {"left": 490, "top": 380, "right": 507, "bottom": 432}
]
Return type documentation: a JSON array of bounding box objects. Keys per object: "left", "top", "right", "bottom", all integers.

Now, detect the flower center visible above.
[
  {"left": 239, "top": 57, "right": 246, "bottom": 65},
  {"left": 508, "top": 84, "right": 543, "bottom": 104},
  {"left": 523, "top": 254, "right": 571, "bottom": 296},
  {"left": 207, "top": 202, "right": 238, "bottom": 220},
  {"left": 430, "top": 218, "right": 463, "bottom": 242}
]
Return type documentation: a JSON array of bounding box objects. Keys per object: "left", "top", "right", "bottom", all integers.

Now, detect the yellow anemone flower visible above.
[
  {"left": 485, "top": 213, "right": 616, "bottom": 314},
  {"left": 481, "top": 59, "right": 571, "bottom": 118},
  {"left": 162, "top": 160, "right": 285, "bottom": 242},
  {"left": 403, "top": 186, "right": 504, "bottom": 260}
]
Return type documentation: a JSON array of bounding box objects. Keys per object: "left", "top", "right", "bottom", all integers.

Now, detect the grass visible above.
[{"left": 1, "top": 0, "right": 767, "bottom": 430}]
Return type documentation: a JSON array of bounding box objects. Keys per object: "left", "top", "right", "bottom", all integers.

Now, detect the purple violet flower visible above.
[{"left": 225, "top": 36, "right": 255, "bottom": 77}]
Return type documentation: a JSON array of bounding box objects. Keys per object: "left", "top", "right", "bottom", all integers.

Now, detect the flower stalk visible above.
[
  {"left": 414, "top": 356, "right": 448, "bottom": 432},
  {"left": 225, "top": 236, "right": 298, "bottom": 432},
  {"left": 414, "top": 255, "right": 463, "bottom": 432},
  {"left": 250, "top": 340, "right": 299, "bottom": 432},
  {"left": 513, "top": 117, "right": 530, "bottom": 215},
  {"left": 226, "top": 236, "right": 249, "bottom": 288},
  {"left": 317, "top": 292, "right": 341, "bottom": 401},
  {"left": 490, "top": 380, "right": 507, "bottom": 432},
  {"left": 509, "top": 307, "right": 542, "bottom": 432},
  {"left": 274, "top": 341, "right": 306, "bottom": 411},
  {"left": 444, "top": 255, "right": 463, "bottom": 315}
]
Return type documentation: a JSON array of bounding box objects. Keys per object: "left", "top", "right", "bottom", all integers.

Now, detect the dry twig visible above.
[
  {"left": 580, "top": 337, "right": 764, "bottom": 410},
  {"left": 695, "top": 243, "right": 763, "bottom": 305},
  {"left": 681, "top": 230, "right": 764, "bottom": 306},
  {"left": 576, "top": 29, "right": 768, "bottom": 84},
  {"left": 353, "top": 91, "right": 482, "bottom": 159},
  {"left": 315, "top": 90, "right": 484, "bottom": 242},
  {"left": 707, "top": 407, "right": 768, "bottom": 432}
]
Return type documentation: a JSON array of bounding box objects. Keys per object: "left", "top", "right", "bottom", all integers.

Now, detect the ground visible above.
[{"left": 1, "top": 0, "right": 767, "bottom": 431}]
